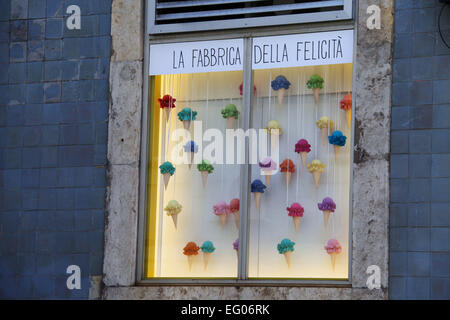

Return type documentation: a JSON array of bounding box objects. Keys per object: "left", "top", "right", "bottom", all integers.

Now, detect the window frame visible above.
[
  {"left": 147, "top": 0, "right": 354, "bottom": 34},
  {"left": 137, "top": 27, "right": 356, "bottom": 286}
]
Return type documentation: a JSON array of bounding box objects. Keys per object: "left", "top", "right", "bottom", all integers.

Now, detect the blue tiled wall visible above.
[
  {"left": 390, "top": 0, "right": 450, "bottom": 300},
  {"left": 0, "top": 0, "right": 111, "bottom": 299}
]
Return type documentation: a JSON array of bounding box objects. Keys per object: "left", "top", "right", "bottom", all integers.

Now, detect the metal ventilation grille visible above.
[{"left": 148, "top": 0, "right": 353, "bottom": 34}]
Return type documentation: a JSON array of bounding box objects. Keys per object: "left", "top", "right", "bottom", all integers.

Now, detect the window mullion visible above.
[{"left": 238, "top": 37, "right": 253, "bottom": 280}]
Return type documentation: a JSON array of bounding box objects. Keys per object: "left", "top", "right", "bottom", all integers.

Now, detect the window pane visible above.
[
  {"left": 248, "top": 64, "right": 352, "bottom": 279},
  {"left": 145, "top": 71, "right": 243, "bottom": 278}
]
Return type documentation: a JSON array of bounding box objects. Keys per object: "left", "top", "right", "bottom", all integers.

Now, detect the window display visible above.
[{"left": 144, "top": 31, "right": 353, "bottom": 281}]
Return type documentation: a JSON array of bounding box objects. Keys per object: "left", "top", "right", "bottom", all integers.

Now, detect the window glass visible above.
[
  {"left": 248, "top": 64, "right": 352, "bottom": 279},
  {"left": 145, "top": 71, "right": 243, "bottom": 278}
]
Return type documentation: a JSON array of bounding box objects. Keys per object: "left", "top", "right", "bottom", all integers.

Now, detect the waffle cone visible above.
[
  {"left": 254, "top": 192, "right": 261, "bottom": 209},
  {"left": 183, "top": 120, "right": 191, "bottom": 130},
  {"left": 293, "top": 216, "right": 301, "bottom": 232},
  {"left": 163, "top": 173, "right": 171, "bottom": 189},
  {"left": 300, "top": 152, "right": 307, "bottom": 167},
  {"left": 165, "top": 108, "right": 171, "bottom": 122},
  {"left": 219, "top": 214, "right": 227, "bottom": 228},
  {"left": 323, "top": 211, "right": 331, "bottom": 228},
  {"left": 313, "top": 171, "right": 321, "bottom": 188},
  {"left": 201, "top": 171, "right": 208, "bottom": 188},
  {"left": 321, "top": 127, "right": 328, "bottom": 144},
  {"left": 285, "top": 171, "right": 292, "bottom": 186},
  {"left": 284, "top": 251, "right": 292, "bottom": 268},
  {"left": 330, "top": 252, "right": 337, "bottom": 271},
  {"left": 265, "top": 174, "right": 271, "bottom": 187},
  {"left": 314, "top": 88, "right": 320, "bottom": 104},
  {"left": 277, "top": 88, "right": 285, "bottom": 105},
  {"left": 226, "top": 117, "right": 236, "bottom": 129},
  {"left": 171, "top": 214, "right": 178, "bottom": 229},
  {"left": 203, "top": 252, "right": 211, "bottom": 270},
  {"left": 187, "top": 255, "right": 194, "bottom": 271},
  {"left": 233, "top": 211, "right": 239, "bottom": 229},
  {"left": 346, "top": 109, "right": 352, "bottom": 128}
]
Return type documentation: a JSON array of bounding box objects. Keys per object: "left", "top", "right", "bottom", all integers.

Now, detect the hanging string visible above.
[
  {"left": 286, "top": 86, "right": 290, "bottom": 207},
  {"left": 295, "top": 72, "right": 300, "bottom": 198}
]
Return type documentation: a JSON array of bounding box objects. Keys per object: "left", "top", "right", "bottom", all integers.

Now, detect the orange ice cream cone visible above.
[
  {"left": 201, "top": 171, "right": 208, "bottom": 188},
  {"left": 323, "top": 210, "right": 331, "bottom": 228},
  {"left": 163, "top": 173, "right": 171, "bottom": 189},
  {"left": 293, "top": 216, "right": 301, "bottom": 232},
  {"left": 312, "top": 171, "right": 321, "bottom": 188},
  {"left": 283, "top": 251, "right": 292, "bottom": 268}
]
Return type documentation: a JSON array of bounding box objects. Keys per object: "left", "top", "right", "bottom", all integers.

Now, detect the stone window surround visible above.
[{"left": 102, "top": 0, "right": 393, "bottom": 299}]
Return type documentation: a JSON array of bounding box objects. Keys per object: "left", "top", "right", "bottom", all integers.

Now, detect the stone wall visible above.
[
  {"left": 0, "top": 0, "right": 111, "bottom": 299},
  {"left": 389, "top": 0, "right": 450, "bottom": 300}
]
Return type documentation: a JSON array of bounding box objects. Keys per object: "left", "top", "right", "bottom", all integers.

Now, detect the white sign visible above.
[
  {"left": 149, "top": 39, "right": 244, "bottom": 75},
  {"left": 149, "top": 30, "right": 354, "bottom": 75},
  {"left": 252, "top": 30, "right": 354, "bottom": 70}
]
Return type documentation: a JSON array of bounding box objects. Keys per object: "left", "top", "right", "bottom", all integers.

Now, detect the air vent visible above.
[{"left": 148, "top": 0, "right": 353, "bottom": 34}]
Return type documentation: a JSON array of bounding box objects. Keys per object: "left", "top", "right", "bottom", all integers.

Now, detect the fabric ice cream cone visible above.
[
  {"left": 346, "top": 109, "right": 352, "bottom": 128},
  {"left": 201, "top": 171, "right": 208, "bottom": 188},
  {"left": 171, "top": 214, "right": 178, "bottom": 229},
  {"left": 233, "top": 211, "right": 239, "bottom": 229},
  {"left": 323, "top": 210, "right": 331, "bottom": 228},
  {"left": 183, "top": 120, "right": 191, "bottom": 130},
  {"left": 300, "top": 152, "right": 307, "bottom": 167},
  {"left": 163, "top": 173, "right": 171, "bottom": 189},
  {"left": 312, "top": 171, "right": 321, "bottom": 188},
  {"left": 203, "top": 252, "right": 211, "bottom": 270},
  {"left": 277, "top": 88, "right": 285, "bottom": 105},
  {"left": 254, "top": 192, "right": 261, "bottom": 209},
  {"left": 314, "top": 88, "right": 320, "bottom": 104},
  {"left": 330, "top": 252, "right": 337, "bottom": 271},
  {"left": 265, "top": 174, "right": 271, "bottom": 187},
  {"left": 283, "top": 251, "right": 292, "bottom": 268},
  {"left": 187, "top": 255, "right": 194, "bottom": 271},
  {"left": 293, "top": 216, "right": 301, "bottom": 232},
  {"left": 226, "top": 117, "right": 236, "bottom": 129},
  {"left": 165, "top": 108, "right": 171, "bottom": 122},
  {"left": 219, "top": 214, "right": 227, "bottom": 228},
  {"left": 334, "top": 145, "right": 341, "bottom": 160},
  {"left": 188, "top": 152, "right": 194, "bottom": 169},
  {"left": 321, "top": 127, "right": 328, "bottom": 144},
  {"left": 285, "top": 172, "right": 292, "bottom": 186}
]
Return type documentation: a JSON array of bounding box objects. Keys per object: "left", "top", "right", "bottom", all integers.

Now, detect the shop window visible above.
[{"left": 143, "top": 31, "right": 353, "bottom": 282}]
